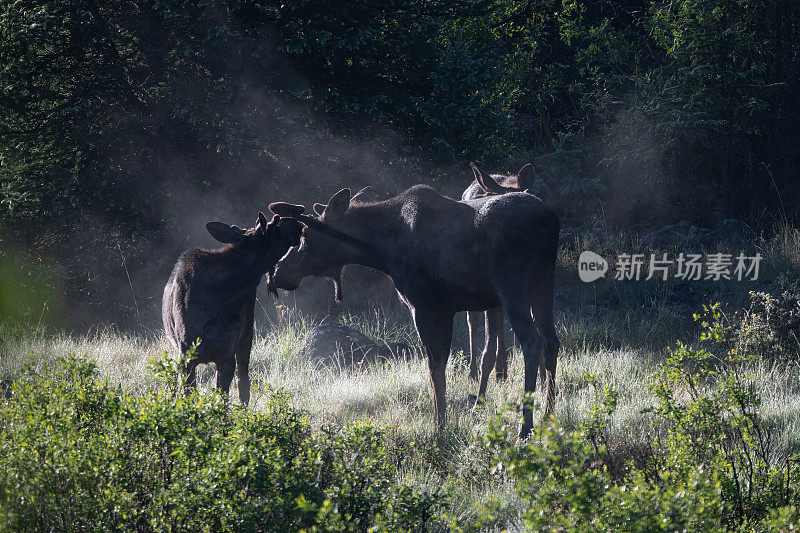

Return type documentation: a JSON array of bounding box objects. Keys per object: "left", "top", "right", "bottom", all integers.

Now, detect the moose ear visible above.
[
  {"left": 313, "top": 203, "right": 326, "bottom": 216},
  {"left": 206, "top": 222, "right": 245, "bottom": 244},
  {"left": 471, "top": 163, "right": 505, "bottom": 195},
  {"left": 516, "top": 163, "right": 536, "bottom": 191},
  {"left": 269, "top": 202, "right": 305, "bottom": 218},
  {"left": 322, "top": 188, "right": 351, "bottom": 219},
  {"left": 255, "top": 212, "right": 273, "bottom": 234},
  {"left": 350, "top": 186, "right": 372, "bottom": 203}
]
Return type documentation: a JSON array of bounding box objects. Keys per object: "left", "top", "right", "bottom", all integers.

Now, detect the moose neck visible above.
[
  {"left": 215, "top": 244, "right": 271, "bottom": 289},
  {"left": 312, "top": 201, "right": 401, "bottom": 274}
]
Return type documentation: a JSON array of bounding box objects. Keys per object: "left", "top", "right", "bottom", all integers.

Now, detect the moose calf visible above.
[{"left": 162, "top": 212, "right": 303, "bottom": 404}]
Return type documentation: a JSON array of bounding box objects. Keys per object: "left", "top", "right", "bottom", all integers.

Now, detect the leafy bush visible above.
[
  {"left": 466, "top": 303, "right": 800, "bottom": 531},
  {"left": 741, "top": 289, "right": 800, "bottom": 363},
  {"left": 0, "top": 354, "right": 445, "bottom": 531},
  {"left": 467, "top": 421, "right": 726, "bottom": 532},
  {"left": 650, "top": 304, "right": 790, "bottom": 526}
]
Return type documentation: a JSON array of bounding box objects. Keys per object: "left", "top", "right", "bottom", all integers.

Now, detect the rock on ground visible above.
[
  {"left": 642, "top": 219, "right": 754, "bottom": 248},
  {"left": 641, "top": 220, "right": 711, "bottom": 248},
  {"left": 303, "top": 323, "right": 414, "bottom": 369}
]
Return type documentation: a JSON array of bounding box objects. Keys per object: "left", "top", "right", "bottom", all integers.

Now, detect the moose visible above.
[
  {"left": 461, "top": 164, "right": 541, "bottom": 402},
  {"left": 268, "top": 169, "right": 559, "bottom": 437},
  {"left": 162, "top": 212, "right": 303, "bottom": 404}
]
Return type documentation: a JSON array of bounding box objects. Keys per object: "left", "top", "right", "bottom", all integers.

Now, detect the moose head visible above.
[
  {"left": 205, "top": 212, "right": 304, "bottom": 287},
  {"left": 267, "top": 187, "right": 373, "bottom": 301},
  {"left": 470, "top": 162, "right": 537, "bottom": 197}
]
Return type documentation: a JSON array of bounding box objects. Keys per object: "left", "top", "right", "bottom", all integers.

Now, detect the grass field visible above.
[{"left": 2, "top": 225, "right": 799, "bottom": 530}]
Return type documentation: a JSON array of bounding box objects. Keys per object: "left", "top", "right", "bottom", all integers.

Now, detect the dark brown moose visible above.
[
  {"left": 461, "top": 164, "right": 543, "bottom": 400},
  {"left": 268, "top": 174, "right": 559, "bottom": 437},
  {"left": 162, "top": 212, "right": 303, "bottom": 404}
]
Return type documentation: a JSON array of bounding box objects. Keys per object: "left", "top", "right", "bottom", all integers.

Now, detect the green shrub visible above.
[
  {"left": 0, "top": 354, "right": 445, "bottom": 531},
  {"left": 741, "top": 288, "right": 800, "bottom": 363},
  {"left": 650, "top": 304, "right": 791, "bottom": 526},
  {"left": 466, "top": 303, "right": 800, "bottom": 531},
  {"left": 464, "top": 419, "right": 725, "bottom": 532}
]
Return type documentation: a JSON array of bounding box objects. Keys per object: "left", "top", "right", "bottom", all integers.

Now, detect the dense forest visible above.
[{"left": 1, "top": 0, "right": 799, "bottom": 325}]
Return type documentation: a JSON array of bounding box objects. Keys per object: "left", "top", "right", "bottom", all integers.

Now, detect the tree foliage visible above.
[{"left": 1, "top": 0, "right": 798, "bottom": 322}]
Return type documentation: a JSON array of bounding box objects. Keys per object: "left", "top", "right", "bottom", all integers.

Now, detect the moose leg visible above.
[
  {"left": 235, "top": 335, "right": 253, "bottom": 406},
  {"left": 537, "top": 355, "right": 547, "bottom": 390},
  {"left": 412, "top": 308, "right": 454, "bottom": 430},
  {"left": 538, "top": 322, "right": 559, "bottom": 418},
  {"left": 466, "top": 311, "right": 482, "bottom": 381},
  {"left": 494, "top": 310, "right": 510, "bottom": 381},
  {"left": 215, "top": 356, "right": 236, "bottom": 398},
  {"left": 235, "top": 297, "right": 256, "bottom": 406},
  {"left": 496, "top": 283, "right": 541, "bottom": 439},
  {"left": 183, "top": 360, "right": 198, "bottom": 395},
  {"left": 533, "top": 312, "right": 547, "bottom": 390},
  {"left": 531, "top": 273, "right": 560, "bottom": 418},
  {"left": 179, "top": 338, "right": 201, "bottom": 395},
  {"left": 476, "top": 307, "right": 503, "bottom": 400}
]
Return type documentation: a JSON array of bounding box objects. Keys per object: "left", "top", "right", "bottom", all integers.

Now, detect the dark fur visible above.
[
  {"left": 461, "top": 164, "right": 545, "bottom": 400},
  {"left": 270, "top": 173, "right": 559, "bottom": 437},
  {"left": 162, "top": 213, "right": 303, "bottom": 404}
]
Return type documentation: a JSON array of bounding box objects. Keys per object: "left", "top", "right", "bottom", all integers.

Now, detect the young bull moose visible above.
[
  {"left": 162, "top": 212, "right": 303, "bottom": 404},
  {"left": 268, "top": 172, "right": 559, "bottom": 437},
  {"left": 461, "top": 164, "right": 543, "bottom": 401}
]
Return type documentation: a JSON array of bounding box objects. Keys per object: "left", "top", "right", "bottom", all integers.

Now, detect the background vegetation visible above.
[{"left": 1, "top": 0, "right": 798, "bottom": 326}]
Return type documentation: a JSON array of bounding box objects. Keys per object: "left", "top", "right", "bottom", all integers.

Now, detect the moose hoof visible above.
[
  {"left": 461, "top": 394, "right": 478, "bottom": 409},
  {"left": 465, "top": 394, "right": 484, "bottom": 410}
]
